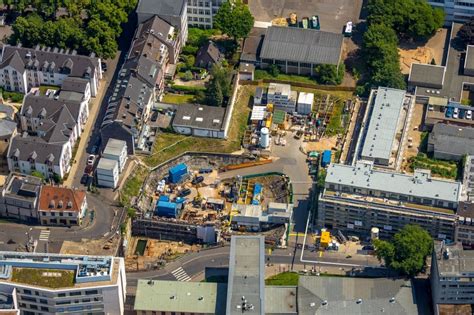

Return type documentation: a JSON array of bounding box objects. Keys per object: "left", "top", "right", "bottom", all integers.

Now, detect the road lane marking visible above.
[
  {"left": 171, "top": 267, "right": 191, "bottom": 281},
  {"left": 39, "top": 230, "right": 50, "bottom": 242}
]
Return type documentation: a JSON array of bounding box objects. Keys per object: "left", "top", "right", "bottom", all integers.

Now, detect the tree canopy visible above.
[
  {"left": 374, "top": 225, "right": 433, "bottom": 276},
  {"left": 314, "top": 64, "right": 345, "bottom": 85},
  {"left": 214, "top": 0, "right": 254, "bottom": 40},
  {"left": 459, "top": 17, "right": 474, "bottom": 46},
  {"left": 6, "top": 0, "right": 137, "bottom": 59},
  {"left": 205, "top": 64, "right": 231, "bottom": 106},
  {"left": 367, "top": 0, "right": 444, "bottom": 39}
]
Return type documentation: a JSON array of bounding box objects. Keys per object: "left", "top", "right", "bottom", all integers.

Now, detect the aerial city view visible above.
[{"left": 0, "top": 0, "right": 473, "bottom": 314}]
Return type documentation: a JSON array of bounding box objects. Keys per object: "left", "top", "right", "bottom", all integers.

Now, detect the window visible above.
[
  {"left": 40, "top": 299, "right": 47, "bottom": 304},
  {"left": 41, "top": 306, "right": 49, "bottom": 312},
  {"left": 85, "top": 290, "right": 98, "bottom": 295},
  {"left": 58, "top": 293, "right": 66, "bottom": 297},
  {"left": 22, "top": 296, "right": 36, "bottom": 302},
  {"left": 69, "top": 291, "right": 81, "bottom": 296},
  {"left": 24, "top": 289, "right": 32, "bottom": 295}
]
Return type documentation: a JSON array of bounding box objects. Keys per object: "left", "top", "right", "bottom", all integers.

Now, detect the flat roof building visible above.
[
  {"left": 408, "top": 63, "right": 446, "bottom": 89},
  {"left": 360, "top": 87, "right": 407, "bottom": 166},
  {"left": 318, "top": 161, "right": 460, "bottom": 240},
  {"left": 226, "top": 236, "right": 265, "bottom": 315},
  {"left": 428, "top": 123, "right": 474, "bottom": 161},
  {"left": 172, "top": 103, "right": 229, "bottom": 139}
]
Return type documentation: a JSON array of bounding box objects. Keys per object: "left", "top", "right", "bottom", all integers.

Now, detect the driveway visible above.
[{"left": 249, "top": 0, "right": 363, "bottom": 33}]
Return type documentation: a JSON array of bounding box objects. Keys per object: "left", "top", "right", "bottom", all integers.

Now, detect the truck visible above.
[{"left": 344, "top": 21, "right": 353, "bottom": 37}]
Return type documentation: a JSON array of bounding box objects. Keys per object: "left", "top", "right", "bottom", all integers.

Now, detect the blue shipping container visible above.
[
  {"left": 169, "top": 163, "right": 188, "bottom": 184},
  {"left": 159, "top": 195, "right": 170, "bottom": 202},
  {"left": 321, "top": 150, "right": 332, "bottom": 167},
  {"left": 155, "top": 201, "right": 178, "bottom": 218}
]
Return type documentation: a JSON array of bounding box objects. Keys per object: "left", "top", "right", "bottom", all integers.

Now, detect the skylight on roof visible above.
[
  {"left": 196, "top": 117, "right": 203, "bottom": 122},
  {"left": 183, "top": 116, "right": 191, "bottom": 120}
]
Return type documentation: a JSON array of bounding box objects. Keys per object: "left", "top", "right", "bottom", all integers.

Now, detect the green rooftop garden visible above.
[{"left": 12, "top": 268, "right": 75, "bottom": 288}]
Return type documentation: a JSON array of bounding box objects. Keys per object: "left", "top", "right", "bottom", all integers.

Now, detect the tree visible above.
[
  {"left": 206, "top": 79, "right": 223, "bottom": 106},
  {"left": 374, "top": 225, "right": 433, "bottom": 276},
  {"left": 314, "top": 64, "right": 345, "bottom": 85},
  {"left": 268, "top": 64, "right": 280, "bottom": 77},
  {"left": 209, "top": 64, "right": 231, "bottom": 98},
  {"left": 30, "top": 171, "right": 45, "bottom": 181},
  {"left": 214, "top": 0, "right": 254, "bottom": 40},
  {"left": 184, "top": 55, "right": 195, "bottom": 69},
  {"left": 459, "top": 17, "right": 474, "bottom": 46},
  {"left": 183, "top": 70, "right": 193, "bottom": 81}
]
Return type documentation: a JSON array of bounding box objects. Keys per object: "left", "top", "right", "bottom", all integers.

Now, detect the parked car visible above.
[
  {"left": 84, "top": 165, "right": 93, "bottom": 175},
  {"left": 192, "top": 176, "right": 204, "bottom": 185},
  {"left": 199, "top": 168, "right": 212, "bottom": 174},
  {"left": 87, "top": 155, "right": 96, "bottom": 166},
  {"left": 467, "top": 110, "right": 473, "bottom": 119},
  {"left": 453, "top": 107, "right": 459, "bottom": 119},
  {"left": 101, "top": 62, "right": 107, "bottom": 72},
  {"left": 179, "top": 188, "right": 191, "bottom": 197},
  {"left": 445, "top": 107, "right": 453, "bottom": 118},
  {"left": 91, "top": 145, "right": 98, "bottom": 154},
  {"left": 460, "top": 109, "right": 465, "bottom": 119},
  {"left": 80, "top": 174, "right": 88, "bottom": 185}
]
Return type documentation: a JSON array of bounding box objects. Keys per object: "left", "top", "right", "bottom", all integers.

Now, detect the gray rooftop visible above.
[
  {"left": 0, "top": 119, "right": 16, "bottom": 138},
  {"left": 172, "top": 103, "right": 227, "bottom": 131},
  {"left": 428, "top": 123, "right": 474, "bottom": 158},
  {"left": 8, "top": 135, "right": 65, "bottom": 167},
  {"left": 361, "top": 87, "right": 406, "bottom": 163},
  {"left": 260, "top": 26, "right": 343, "bottom": 66},
  {"left": 433, "top": 242, "right": 474, "bottom": 276},
  {"left": 97, "top": 157, "right": 118, "bottom": 171},
  {"left": 136, "top": 0, "right": 185, "bottom": 18},
  {"left": 325, "top": 161, "right": 461, "bottom": 203},
  {"left": 466, "top": 45, "right": 474, "bottom": 71},
  {"left": 226, "top": 236, "right": 265, "bottom": 315},
  {"left": 297, "top": 276, "right": 419, "bottom": 315},
  {"left": 265, "top": 286, "right": 297, "bottom": 314},
  {"left": 103, "top": 138, "right": 127, "bottom": 157},
  {"left": 60, "top": 77, "right": 90, "bottom": 94},
  {"left": 408, "top": 63, "right": 446, "bottom": 88}
]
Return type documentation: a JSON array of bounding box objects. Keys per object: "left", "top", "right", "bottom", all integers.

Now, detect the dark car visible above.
[
  {"left": 84, "top": 165, "right": 93, "bottom": 175},
  {"left": 80, "top": 174, "right": 88, "bottom": 185},
  {"left": 192, "top": 176, "right": 204, "bottom": 185},
  {"left": 198, "top": 168, "right": 212, "bottom": 174},
  {"left": 179, "top": 188, "right": 191, "bottom": 197},
  {"left": 101, "top": 62, "right": 107, "bottom": 72}
]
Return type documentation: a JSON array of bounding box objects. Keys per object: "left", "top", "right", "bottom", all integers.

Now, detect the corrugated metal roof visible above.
[{"left": 260, "top": 27, "right": 343, "bottom": 65}]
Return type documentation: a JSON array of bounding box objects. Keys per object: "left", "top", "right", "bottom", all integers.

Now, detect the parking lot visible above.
[{"left": 248, "top": 0, "right": 363, "bottom": 33}]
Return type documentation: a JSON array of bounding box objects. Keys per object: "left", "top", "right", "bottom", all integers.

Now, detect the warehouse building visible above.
[
  {"left": 318, "top": 161, "right": 460, "bottom": 240},
  {"left": 259, "top": 26, "right": 343, "bottom": 75}
]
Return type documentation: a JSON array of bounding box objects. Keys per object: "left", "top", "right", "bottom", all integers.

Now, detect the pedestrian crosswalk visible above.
[
  {"left": 39, "top": 230, "right": 50, "bottom": 242},
  {"left": 171, "top": 267, "right": 191, "bottom": 281}
]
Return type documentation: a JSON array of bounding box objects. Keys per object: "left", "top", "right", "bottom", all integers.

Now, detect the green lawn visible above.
[
  {"left": 162, "top": 93, "right": 196, "bottom": 104},
  {"left": 142, "top": 85, "right": 253, "bottom": 167},
  {"left": 12, "top": 268, "right": 75, "bottom": 288},
  {"left": 120, "top": 166, "right": 148, "bottom": 206},
  {"left": 254, "top": 69, "right": 316, "bottom": 85},
  {"left": 408, "top": 153, "right": 459, "bottom": 180},
  {"left": 39, "top": 85, "right": 60, "bottom": 95},
  {"left": 2, "top": 90, "right": 24, "bottom": 103},
  {"left": 265, "top": 272, "right": 299, "bottom": 286},
  {"left": 326, "top": 100, "right": 348, "bottom": 137}
]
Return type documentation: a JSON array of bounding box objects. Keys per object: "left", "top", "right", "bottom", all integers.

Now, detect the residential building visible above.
[
  {"left": 96, "top": 158, "right": 119, "bottom": 189},
  {"left": 456, "top": 201, "right": 474, "bottom": 247},
  {"left": 58, "top": 77, "right": 91, "bottom": 106},
  {"left": 186, "top": 0, "right": 225, "bottom": 28},
  {"left": 297, "top": 276, "right": 419, "bottom": 314},
  {"left": 267, "top": 83, "right": 297, "bottom": 113},
  {"left": 259, "top": 26, "right": 343, "bottom": 75},
  {"left": 462, "top": 155, "right": 474, "bottom": 201},
  {"left": 38, "top": 186, "right": 87, "bottom": 226},
  {"left": 0, "top": 120, "right": 17, "bottom": 158},
  {"left": 195, "top": 41, "right": 223, "bottom": 69},
  {"left": 172, "top": 103, "right": 230, "bottom": 138},
  {"left": 358, "top": 87, "right": 409, "bottom": 167},
  {"left": 0, "top": 45, "right": 102, "bottom": 96},
  {"left": 0, "top": 252, "right": 126, "bottom": 315},
  {"left": 102, "top": 138, "right": 128, "bottom": 173},
  {"left": 431, "top": 242, "right": 474, "bottom": 313},
  {"left": 428, "top": 0, "right": 474, "bottom": 23},
  {"left": 136, "top": 0, "right": 188, "bottom": 44},
  {"left": 428, "top": 123, "right": 474, "bottom": 161},
  {"left": 297, "top": 92, "right": 314, "bottom": 115},
  {"left": 134, "top": 280, "right": 227, "bottom": 314},
  {"left": 318, "top": 161, "right": 460, "bottom": 241},
  {"left": 0, "top": 173, "right": 41, "bottom": 223}
]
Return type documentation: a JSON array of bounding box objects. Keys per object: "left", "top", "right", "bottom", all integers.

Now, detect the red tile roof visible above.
[{"left": 39, "top": 186, "right": 86, "bottom": 212}]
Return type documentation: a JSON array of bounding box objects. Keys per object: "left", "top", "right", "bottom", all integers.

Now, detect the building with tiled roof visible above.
[
  {"left": 0, "top": 45, "right": 102, "bottom": 96},
  {"left": 38, "top": 186, "right": 87, "bottom": 226}
]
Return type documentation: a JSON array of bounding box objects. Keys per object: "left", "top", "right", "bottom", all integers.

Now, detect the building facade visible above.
[
  {"left": 186, "top": 0, "right": 225, "bottom": 28},
  {"left": 0, "top": 252, "right": 126, "bottom": 315},
  {"left": 0, "top": 173, "right": 41, "bottom": 223},
  {"left": 429, "top": 0, "right": 474, "bottom": 23},
  {"left": 38, "top": 186, "right": 87, "bottom": 226},
  {"left": 318, "top": 161, "right": 460, "bottom": 241},
  {"left": 431, "top": 242, "right": 474, "bottom": 313},
  {"left": 266, "top": 83, "right": 297, "bottom": 113},
  {"left": 96, "top": 158, "right": 119, "bottom": 189}
]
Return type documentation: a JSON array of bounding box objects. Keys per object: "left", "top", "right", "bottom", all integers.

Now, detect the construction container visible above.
[
  {"left": 169, "top": 163, "right": 188, "bottom": 183},
  {"left": 159, "top": 195, "right": 170, "bottom": 202},
  {"left": 252, "top": 183, "right": 263, "bottom": 205},
  {"left": 320, "top": 231, "right": 331, "bottom": 248},
  {"left": 260, "top": 127, "right": 270, "bottom": 148},
  {"left": 155, "top": 201, "right": 178, "bottom": 218},
  {"left": 321, "top": 150, "right": 332, "bottom": 167}
]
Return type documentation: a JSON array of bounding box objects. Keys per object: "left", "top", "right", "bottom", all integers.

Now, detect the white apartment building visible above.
[
  {"left": 0, "top": 45, "right": 102, "bottom": 96},
  {"left": 102, "top": 139, "right": 128, "bottom": 173},
  {"left": 96, "top": 158, "right": 119, "bottom": 189},
  {"left": 431, "top": 242, "right": 474, "bottom": 313},
  {"left": 0, "top": 252, "right": 126, "bottom": 315},
  {"left": 429, "top": 0, "right": 474, "bottom": 23},
  {"left": 266, "top": 83, "right": 297, "bottom": 113},
  {"left": 186, "top": 0, "right": 225, "bottom": 28}
]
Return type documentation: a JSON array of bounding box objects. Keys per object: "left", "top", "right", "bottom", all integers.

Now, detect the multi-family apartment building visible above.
[
  {"left": 266, "top": 83, "right": 297, "bottom": 113},
  {"left": 431, "top": 242, "right": 474, "bottom": 314},
  {"left": 429, "top": 0, "right": 474, "bottom": 23},
  {"left": 38, "top": 186, "right": 87, "bottom": 226},
  {"left": 186, "top": 0, "right": 225, "bottom": 28},
  {"left": 0, "top": 173, "right": 41, "bottom": 223},
  {"left": 0, "top": 252, "right": 126, "bottom": 315},
  {"left": 318, "top": 160, "right": 461, "bottom": 241},
  {"left": 0, "top": 45, "right": 102, "bottom": 96}
]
